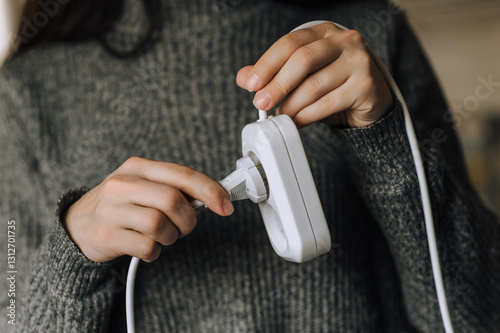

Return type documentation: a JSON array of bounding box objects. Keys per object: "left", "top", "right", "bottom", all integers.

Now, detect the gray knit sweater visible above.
[{"left": 1, "top": 0, "right": 499, "bottom": 332}]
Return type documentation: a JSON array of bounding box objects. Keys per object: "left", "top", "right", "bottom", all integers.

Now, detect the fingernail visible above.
[
  {"left": 253, "top": 91, "right": 272, "bottom": 110},
  {"left": 223, "top": 197, "right": 234, "bottom": 216},
  {"left": 246, "top": 73, "right": 260, "bottom": 92}
]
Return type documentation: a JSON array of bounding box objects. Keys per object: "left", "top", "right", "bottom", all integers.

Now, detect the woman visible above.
[{"left": 1, "top": 0, "right": 498, "bottom": 331}]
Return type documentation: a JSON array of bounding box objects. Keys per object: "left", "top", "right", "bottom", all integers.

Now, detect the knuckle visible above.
[
  {"left": 269, "top": 79, "right": 289, "bottom": 99},
  {"left": 355, "top": 71, "right": 376, "bottom": 95},
  {"left": 121, "top": 156, "right": 143, "bottom": 170},
  {"left": 353, "top": 50, "right": 372, "bottom": 68},
  {"left": 182, "top": 213, "right": 197, "bottom": 235},
  {"left": 278, "top": 33, "right": 303, "bottom": 52},
  {"left": 174, "top": 164, "right": 197, "bottom": 185},
  {"left": 342, "top": 29, "right": 365, "bottom": 48},
  {"left": 360, "top": 76, "right": 376, "bottom": 94},
  {"left": 293, "top": 46, "right": 317, "bottom": 71},
  {"left": 315, "top": 21, "right": 337, "bottom": 34},
  {"left": 143, "top": 210, "right": 165, "bottom": 235},
  {"left": 140, "top": 239, "right": 160, "bottom": 261},
  {"left": 103, "top": 174, "right": 129, "bottom": 193},
  {"left": 303, "top": 75, "right": 323, "bottom": 96},
  {"left": 164, "top": 192, "right": 184, "bottom": 212},
  {"left": 319, "top": 95, "right": 335, "bottom": 112},
  {"left": 203, "top": 181, "right": 225, "bottom": 201},
  {"left": 163, "top": 226, "right": 180, "bottom": 246}
]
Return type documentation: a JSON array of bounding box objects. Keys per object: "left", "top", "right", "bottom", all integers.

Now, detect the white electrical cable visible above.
[
  {"left": 126, "top": 21, "right": 455, "bottom": 333},
  {"left": 294, "top": 20, "right": 454, "bottom": 332},
  {"left": 370, "top": 48, "right": 455, "bottom": 333},
  {"left": 258, "top": 109, "right": 268, "bottom": 121},
  {"left": 126, "top": 256, "right": 140, "bottom": 333}
]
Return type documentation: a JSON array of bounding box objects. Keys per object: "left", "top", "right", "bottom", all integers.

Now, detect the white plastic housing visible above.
[{"left": 242, "top": 115, "right": 331, "bottom": 263}]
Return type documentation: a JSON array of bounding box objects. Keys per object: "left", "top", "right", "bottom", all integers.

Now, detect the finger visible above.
[
  {"left": 103, "top": 177, "right": 197, "bottom": 236},
  {"left": 244, "top": 28, "right": 322, "bottom": 92},
  {"left": 118, "top": 158, "right": 233, "bottom": 216},
  {"left": 236, "top": 65, "right": 254, "bottom": 90},
  {"left": 277, "top": 54, "right": 351, "bottom": 117},
  {"left": 292, "top": 78, "right": 358, "bottom": 128},
  {"left": 253, "top": 38, "right": 344, "bottom": 111},
  {"left": 109, "top": 204, "right": 182, "bottom": 244},
  {"left": 115, "top": 229, "right": 162, "bottom": 262}
]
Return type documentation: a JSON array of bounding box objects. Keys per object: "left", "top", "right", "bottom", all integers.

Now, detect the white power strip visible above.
[{"left": 241, "top": 114, "right": 331, "bottom": 262}]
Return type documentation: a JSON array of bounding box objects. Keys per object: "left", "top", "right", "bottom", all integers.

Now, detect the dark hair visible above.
[
  {"left": 13, "top": 0, "right": 156, "bottom": 59},
  {"left": 12, "top": 0, "right": 332, "bottom": 60}
]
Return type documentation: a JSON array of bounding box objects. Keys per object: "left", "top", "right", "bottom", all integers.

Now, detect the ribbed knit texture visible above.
[{"left": 1, "top": 0, "right": 499, "bottom": 332}]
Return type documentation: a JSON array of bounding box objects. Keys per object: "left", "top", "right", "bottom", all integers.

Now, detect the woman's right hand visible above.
[{"left": 62, "top": 157, "right": 234, "bottom": 263}]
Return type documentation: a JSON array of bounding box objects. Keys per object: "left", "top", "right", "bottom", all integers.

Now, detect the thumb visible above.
[{"left": 236, "top": 65, "right": 255, "bottom": 91}]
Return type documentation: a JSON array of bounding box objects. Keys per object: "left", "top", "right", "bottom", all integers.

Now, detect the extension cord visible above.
[{"left": 126, "top": 21, "right": 455, "bottom": 333}]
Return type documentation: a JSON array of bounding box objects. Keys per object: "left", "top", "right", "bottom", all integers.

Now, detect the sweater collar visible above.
[{"left": 100, "top": 0, "right": 153, "bottom": 56}]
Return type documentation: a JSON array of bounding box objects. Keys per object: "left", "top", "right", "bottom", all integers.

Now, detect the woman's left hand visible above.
[{"left": 236, "top": 22, "right": 394, "bottom": 128}]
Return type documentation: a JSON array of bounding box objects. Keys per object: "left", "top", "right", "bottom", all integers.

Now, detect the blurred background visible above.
[
  {"left": 399, "top": 0, "right": 500, "bottom": 215},
  {"left": 0, "top": 0, "right": 499, "bottom": 215}
]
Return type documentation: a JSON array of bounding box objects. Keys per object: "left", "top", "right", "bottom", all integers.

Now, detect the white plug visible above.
[
  {"left": 219, "top": 156, "right": 268, "bottom": 203},
  {"left": 189, "top": 156, "right": 268, "bottom": 213}
]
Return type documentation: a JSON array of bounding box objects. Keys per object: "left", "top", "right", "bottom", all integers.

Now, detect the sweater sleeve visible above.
[
  {"left": 332, "top": 13, "right": 500, "bottom": 332},
  {"left": 0, "top": 69, "right": 123, "bottom": 333}
]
